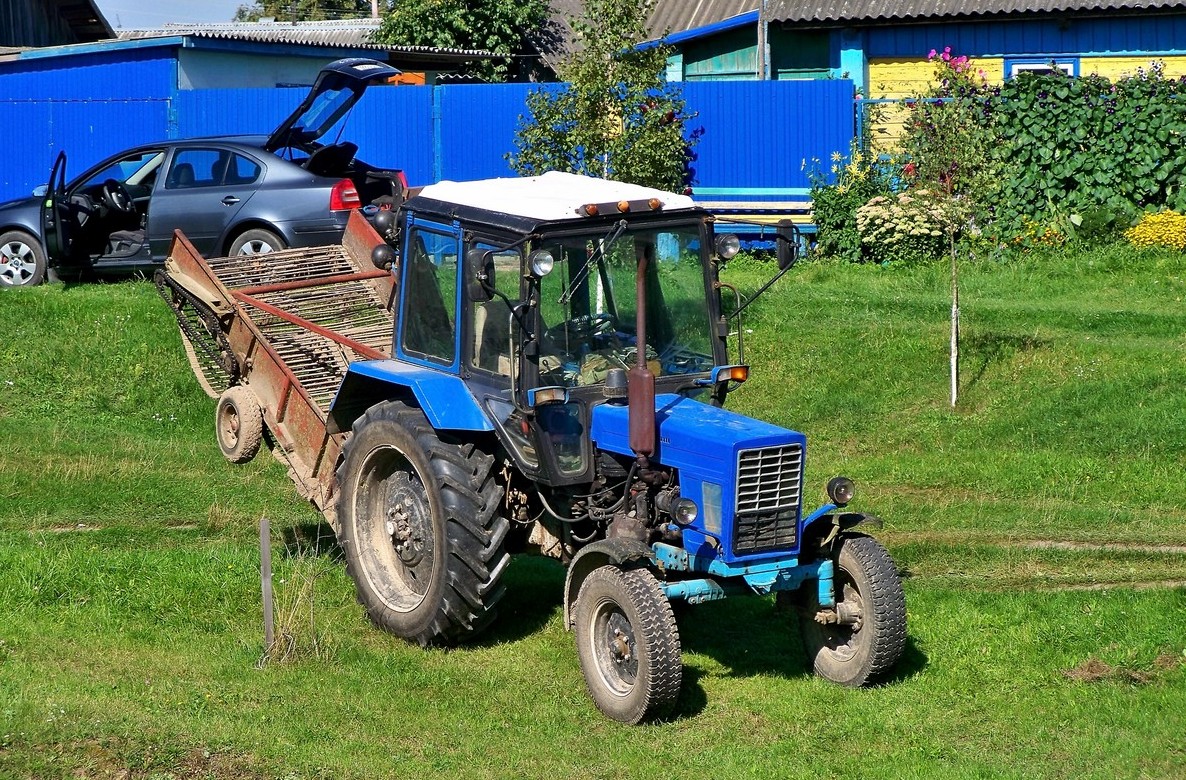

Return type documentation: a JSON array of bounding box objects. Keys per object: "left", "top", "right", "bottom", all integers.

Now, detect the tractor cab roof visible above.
[{"left": 405, "top": 172, "right": 702, "bottom": 235}]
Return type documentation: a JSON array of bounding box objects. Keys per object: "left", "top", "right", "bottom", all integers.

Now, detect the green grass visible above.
[{"left": 2, "top": 247, "right": 1185, "bottom": 779}]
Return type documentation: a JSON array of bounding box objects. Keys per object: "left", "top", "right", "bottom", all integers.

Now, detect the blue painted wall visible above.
[{"left": 0, "top": 74, "right": 854, "bottom": 206}]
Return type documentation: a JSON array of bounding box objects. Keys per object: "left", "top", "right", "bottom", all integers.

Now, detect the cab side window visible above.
[
  {"left": 469, "top": 244, "right": 521, "bottom": 376},
  {"left": 401, "top": 227, "right": 458, "bottom": 364}
]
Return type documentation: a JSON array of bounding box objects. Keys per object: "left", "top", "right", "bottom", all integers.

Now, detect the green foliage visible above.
[
  {"left": 374, "top": 0, "right": 550, "bottom": 81},
  {"left": 992, "top": 63, "right": 1186, "bottom": 239},
  {"left": 234, "top": 0, "right": 373, "bottom": 22},
  {"left": 899, "top": 48, "right": 1001, "bottom": 226},
  {"left": 807, "top": 147, "right": 896, "bottom": 263},
  {"left": 508, "top": 0, "right": 696, "bottom": 191}
]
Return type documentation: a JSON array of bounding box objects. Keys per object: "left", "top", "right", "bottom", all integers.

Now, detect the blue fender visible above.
[
  {"left": 563, "top": 538, "right": 657, "bottom": 631},
  {"left": 327, "top": 359, "right": 494, "bottom": 435}
]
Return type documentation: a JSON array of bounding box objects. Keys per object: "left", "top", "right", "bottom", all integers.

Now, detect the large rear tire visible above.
[
  {"left": 799, "top": 534, "right": 906, "bottom": 686},
  {"left": 336, "top": 400, "right": 509, "bottom": 645},
  {"left": 574, "top": 566, "right": 682, "bottom": 724}
]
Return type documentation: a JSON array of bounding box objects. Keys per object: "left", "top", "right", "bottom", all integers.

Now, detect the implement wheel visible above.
[
  {"left": 215, "top": 386, "right": 263, "bottom": 464},
  {"left": 574, "top": 566, "right": 682, "bottom": 724},
  {"left": 336, "top": 400, "right": 509, "bottom": 646},
  {"left": 799, "top": 534, "right": 906, "bottom": 687}
]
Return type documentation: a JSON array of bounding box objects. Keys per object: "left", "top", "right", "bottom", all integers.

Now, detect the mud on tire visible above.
[{"left": 335, "top": 400, "right": 510, "bottom": 646}]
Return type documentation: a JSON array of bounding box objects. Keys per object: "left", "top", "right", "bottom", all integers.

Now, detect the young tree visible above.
[
  {"left": 373, "top": 0, "right": 551, "bottom": 82},
  {"left": 234, "top": 1, "right": 376, "bottom": 22},
  {"left": 508, "top": 0, "right": 695, "bottom": 192}
]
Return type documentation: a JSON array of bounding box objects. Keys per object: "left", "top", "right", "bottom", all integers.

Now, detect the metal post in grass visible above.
[
  {"left": 259, "top": 516, "right": 275, "bottom": 659},
  {"left": 950, "top": 232, "right": 960, "bottom": 408}
]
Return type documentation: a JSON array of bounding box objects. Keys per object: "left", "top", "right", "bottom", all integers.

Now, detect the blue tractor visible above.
[{"left": 324, "top": 172, "right": 907, "bottom": 722}]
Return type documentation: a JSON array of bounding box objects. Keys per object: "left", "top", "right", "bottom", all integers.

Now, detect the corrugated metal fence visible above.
[{"left": 0, "top": 79, "right": 854, "bottom": 204}]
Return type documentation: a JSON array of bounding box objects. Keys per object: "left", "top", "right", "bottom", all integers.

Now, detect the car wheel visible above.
[
  {"left": 0, "top": 230, "right": 47, "bottom": 287},
  {"left": 229, "top": 229, "right": 285, "bottom": 257}
]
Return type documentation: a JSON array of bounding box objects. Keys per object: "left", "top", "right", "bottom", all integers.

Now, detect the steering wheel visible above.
[
  {"left": 101, "top": 178, "right": 136, "bottom": 214},
  {"left": 546, "top": 312, "right": 617, "bottom": 344}
]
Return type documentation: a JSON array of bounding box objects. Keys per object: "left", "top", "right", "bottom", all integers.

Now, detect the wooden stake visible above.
[{"left": 260, "top": 516, "right": 275, "bottom": 659}]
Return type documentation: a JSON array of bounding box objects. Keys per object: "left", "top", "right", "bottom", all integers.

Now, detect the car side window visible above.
[{"left": 166, "top": 149, "right": 251, "bottom": 190}]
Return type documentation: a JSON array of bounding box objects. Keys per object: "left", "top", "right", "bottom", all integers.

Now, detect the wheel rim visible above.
[
  {"left": 0, "top": 240, "right": 36, "bottom": 285},
  {"left": 237, "top": 238, "right": 276, "bottom": 255},
  {"left": 354, "top": 445, "right": 436, "bottom": 612},
  {"left": 588, "top": 597, "right": 639, "bottom": 697},
  {"left": 217, "top": 401, "right": 241, "bottom": 449},
  {"left": 818, "top": 577, "right": 865, "bottom": 663}
]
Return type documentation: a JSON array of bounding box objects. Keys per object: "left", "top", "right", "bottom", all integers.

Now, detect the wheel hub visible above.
[{"left": 384, "top": 475, "right": 430, "bottom": 567}]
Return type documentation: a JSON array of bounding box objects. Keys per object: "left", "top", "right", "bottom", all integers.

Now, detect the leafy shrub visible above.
[
  {"left": 1124, "top": 210, "right": 1186, "bottom": 250},
  {"left": 808, "top": 147, "right": 895, "bottom": 262},
  {"left": 992, "top": 62, "right": 1186, "bottom": 240},
  {"left": 856, "top": 189, "right": 955, "bottom": 265}
]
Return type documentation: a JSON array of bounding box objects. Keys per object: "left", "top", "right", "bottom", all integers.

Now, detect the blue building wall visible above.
[{"left": 0, "top": 53, "right": 854, "bottom": 207}]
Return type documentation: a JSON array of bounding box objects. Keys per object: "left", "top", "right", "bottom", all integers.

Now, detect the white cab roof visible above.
[{"left": 415, "top": 171, "right": 697, "bottom": 223}]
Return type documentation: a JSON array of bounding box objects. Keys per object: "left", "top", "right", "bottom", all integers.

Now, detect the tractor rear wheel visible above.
[
  {"left": 336, "top": 400, "right": 509, "bottom": 646},
  {"left": 215, "top": 386, "right": 263, "bottom": 464},
  {"left": 574, "top": 565, "right": 682, "bottom": 723},
  {"left": 799, "top": 534, "right": 906, "bottom": 686}
]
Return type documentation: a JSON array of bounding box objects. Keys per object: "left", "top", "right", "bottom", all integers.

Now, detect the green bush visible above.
[{"left": 807, "top": 147, "right": 895, "bottom": 262}]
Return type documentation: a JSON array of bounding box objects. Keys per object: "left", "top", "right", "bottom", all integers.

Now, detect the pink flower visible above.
[
  {"left": 928, "top": 48, "right": 937, "bottom": 59},
  {"left": 903, "top": 162, "right": 917, "bottom": 177}
]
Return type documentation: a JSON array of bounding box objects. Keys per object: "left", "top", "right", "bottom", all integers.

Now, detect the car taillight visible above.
[{"left": 330, "top": 179, "right": 361, "bottom": 211}]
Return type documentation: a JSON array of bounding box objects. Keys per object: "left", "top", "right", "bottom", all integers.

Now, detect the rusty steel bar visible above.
[
  {"left": 234, "top": 292, "right": 386, "bottom": 361},
  {"left": 237, "top": 269, "right": 391, "bottom": 296}
]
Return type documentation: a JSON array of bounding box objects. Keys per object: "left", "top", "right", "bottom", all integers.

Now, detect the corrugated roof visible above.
[
  {"left": 765, "top": 0, "right": 1186, "bottom": 23},
  {"left": 648, "top": 1, "right": 758, "bottom": 35},
  {"left": 648, "top": 0, "right": 1186, "bottom": 33},
  {"left": 116, "top": 19, "right": 493, "bottom": 58}
]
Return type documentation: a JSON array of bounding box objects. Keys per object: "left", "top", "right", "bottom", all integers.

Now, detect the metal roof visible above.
[
  {"left": 648, "top": 0, "right": 1186, "bottom": 33},
  {"left": 116, "top": 19, "right": 494, "bottom": 58}
]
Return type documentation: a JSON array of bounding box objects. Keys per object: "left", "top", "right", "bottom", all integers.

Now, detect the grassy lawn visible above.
[{"left": 1, "top": 246, "right": 1184, "bottom": 779}]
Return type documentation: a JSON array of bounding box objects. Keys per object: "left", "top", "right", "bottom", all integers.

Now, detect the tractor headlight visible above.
[
  {"left": 827, "top": 476, "right": 855, "bottom": 506},
  {"left": 673, "top": 498, "right": 698, "bottom": 526},
  {"left": 715, "top": 233, "right": 741, "bottom": 260},
  {"left": 528, "top": 249, "right": 554, "bottom": 278}
]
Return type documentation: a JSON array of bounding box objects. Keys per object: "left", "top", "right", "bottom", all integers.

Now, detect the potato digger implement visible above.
[{"left": 158, "top": 172, "right": 907, "bottom": 723}]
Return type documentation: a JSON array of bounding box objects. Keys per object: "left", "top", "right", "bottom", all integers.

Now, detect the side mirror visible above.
[
  {"left": 465, "top": 247, "right": 495, "bottom": 302},
  {"left": 32, "top": 185, "right": 48, "bottom": 198},
  {"left": 775, "top": 220, "right": 801, "bottom": 271}
]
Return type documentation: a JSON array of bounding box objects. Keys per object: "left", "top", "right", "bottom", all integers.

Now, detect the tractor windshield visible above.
[{"left": 536, "top": 223, "right": 715, "bottom": 388}]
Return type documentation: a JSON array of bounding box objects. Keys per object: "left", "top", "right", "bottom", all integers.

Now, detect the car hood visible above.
[{"left": 264, "top": 58, "right": 400, "bottom": 153}]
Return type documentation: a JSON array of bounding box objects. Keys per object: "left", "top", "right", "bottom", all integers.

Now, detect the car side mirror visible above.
[
  {"left": 465, "top": 248, "right": 495, "bottom": 302},
  {"left": 776, "top": 220, "right": 801, "bottom": 271},
  {"left": 32, "top": 185, "right": 48, "bottom": 198}
]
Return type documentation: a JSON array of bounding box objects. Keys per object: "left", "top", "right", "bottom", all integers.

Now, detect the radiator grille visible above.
[{"left": 733, "top": 444, "right": 803, "bottom": 555}]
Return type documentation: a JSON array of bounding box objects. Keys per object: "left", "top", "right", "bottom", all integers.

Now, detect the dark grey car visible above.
[{"left": 0, "top": 58, "right": 405, "bottom": 287}]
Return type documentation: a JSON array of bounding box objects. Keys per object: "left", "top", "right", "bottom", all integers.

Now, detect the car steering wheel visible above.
[{"left": 102, "top": 178, "right": 136, "bottom": 214}]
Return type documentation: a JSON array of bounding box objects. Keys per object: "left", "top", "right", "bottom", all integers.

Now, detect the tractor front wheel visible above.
[
  {"left": 799, "top": 534, "right": 906, "bottom": 687},
  {"left": 573, "top": 565, "right": 682, "bottom": 724}
]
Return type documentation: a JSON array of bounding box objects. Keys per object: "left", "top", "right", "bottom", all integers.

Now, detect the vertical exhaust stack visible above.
[{"left": 628, "top": 246, "right": 656, "bottom": 458}]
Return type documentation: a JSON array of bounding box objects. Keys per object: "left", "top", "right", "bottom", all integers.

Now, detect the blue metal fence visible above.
[{"left": 0, "top": 79, "right": 854, "bottom": 207}]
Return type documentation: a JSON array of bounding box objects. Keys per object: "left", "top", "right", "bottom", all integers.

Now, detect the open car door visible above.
[
  {"left": 264, "top": 58, "right": 400, "bottom": 155},
  {"left": 40, "top": 151, "right": 70, "bottom": 261}
]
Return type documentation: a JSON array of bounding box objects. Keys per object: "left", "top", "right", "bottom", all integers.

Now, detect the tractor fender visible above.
[
  {"left": 801, "top": 510, "right": 884, "bottom": 550},
  {"left": 327, "top": 360, "right": 495, "bottom": 435},
  {"left": 563, "top": 538, "right": 658, "bottom": 631}
]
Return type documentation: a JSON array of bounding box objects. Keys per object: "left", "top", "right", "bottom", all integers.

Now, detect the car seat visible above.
[{"left": 168, "top": 162, "right": 195, "bottom": 189}]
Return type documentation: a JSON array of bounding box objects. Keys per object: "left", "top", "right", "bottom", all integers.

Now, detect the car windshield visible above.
[{"left": 536, "top": 223, "right": 714, "bottom": 388}]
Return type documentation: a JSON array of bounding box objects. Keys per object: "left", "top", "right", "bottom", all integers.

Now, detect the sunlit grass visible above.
[{"left": 1, "top": 247, "right": 1185, "bottom": 778}]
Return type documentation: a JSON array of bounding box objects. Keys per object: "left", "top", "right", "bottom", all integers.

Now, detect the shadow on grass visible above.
[
  {"left": 963, "top": 331, "right": 1051, "bottom": 390},
  {"left": 280, "top": 521, "right": 342, "bottom": 559},
  {"left": 470, "top": 556, "right": 566, "bottom": 647}
]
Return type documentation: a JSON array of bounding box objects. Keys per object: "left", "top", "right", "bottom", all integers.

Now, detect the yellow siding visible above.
[
  {"left": 867, "top": 58, "right": 1003, "bottom": 148},
  {"left": 868, "top": 57, "right": 1004, "bottom": 99},
  {"left": 1083, "top": 56, "right": 1186, "bottom": 80}
]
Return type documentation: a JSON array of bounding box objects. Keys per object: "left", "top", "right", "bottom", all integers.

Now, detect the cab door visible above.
[{"left": 396, "top": 216, "right": 462, "bottom": 370}]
